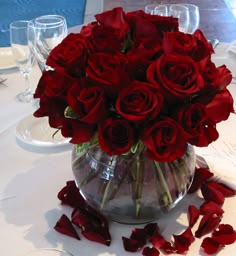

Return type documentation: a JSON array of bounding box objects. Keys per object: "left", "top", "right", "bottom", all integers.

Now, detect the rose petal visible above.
[
  {"left": 188, "top": 167, "right": 214, "bottom": 193},
  {"left": 130, "top": 228, "right": 149, "bottom": 245},
  {"left": 142, "top": 246, "right": 160, "bottom": 256},
  {"left": 195, "top": 213, "right": 222, "bottom": 238},
  {"left": 201, "top": 237, "right": 224, "bottom": 255},
  {"left": 200, "top": 201, "right": 224, "bottom": 216},
  {"left": 188, "top": 205, "right": 200, "bottom": 227},
  {"left": 207, "top": 181, "right": 236, "bottom": 197},
  {"left": 122, "top": 236, "right": 145, "bottom": 252},
  {"left": 160, "top": 242, "right": 176, "bottom": 254},
  {"left": 201, "top": 182, "right": 225, "bottom": 205},
  {"left": 173, "top": 227, "right": 195, "bottom": 254},
  {"left": 71, "top": 208, "right": 111, "bottom": 246},
  {"left": 149, "top": 231, "right": 175, "bottom": 254},
  {"left": 54, "top": 214, "right": 80, "bottom": 240},
  {"left": 82, "top": 226, "right": 111, "bottom": 246},
  {"left": 144, "top": 223, "right": 160, "bottom": 238},
  {"left": 212, "top": 224, "right": 236, "bottom": 245},
  {"left": 57, "top": 180, "right": 86, "bottom": 208},
  {"left": 71, "top": 208, "right": 90, "bottom": 228}
]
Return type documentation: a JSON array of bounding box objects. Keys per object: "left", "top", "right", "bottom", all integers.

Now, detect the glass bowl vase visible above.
[{"left": 72, "top": 144, "right": 196, "bottom": 224}]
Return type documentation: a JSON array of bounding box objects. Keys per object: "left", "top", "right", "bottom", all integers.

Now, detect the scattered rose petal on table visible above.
[
  {"left": 201, "top": 182, "right": 225, "bottom": 205},
  {"left": 122, "top": 223, "right": 159, "bottom": 252},
  {"left": 200, "top": 201, "right": 224, "bottom": 216},
  {"left": 142, "top": 246, "right": 160, "bottom": 256},
  {"left": 212, "top": 224, "right": 236, "bottom": 245},
  {"left": 122, "top": 236, "right": 145, "bottom": 252},
  {"left": 195, "top": 213, "right": 222, "bottom": 238},
  {"left": 201, "top": 237, "right": 225, "bottom": 255},
  {"left": 188, "top": 204, "right": 200, "bottom": 227},
  {"left": 149, "top": 229, "right": 175, "bottom": 254},
  {"left": 57, "top": 180, "right": 86, "bottom": 207},
  {"left": 173, "top": 227, "right": 195, "bottom": 254},
  {"left": 207, "top": 181, "right": 236, "bottom": 197},
  {"left": 54, "top": 214, "right": 80, "bottom": 240},
  {"left": 188, "top": 167, "right": 214, "bottom": 193},
  {"left": 71, "top": 207, "right": 111, "bottom": 246}
]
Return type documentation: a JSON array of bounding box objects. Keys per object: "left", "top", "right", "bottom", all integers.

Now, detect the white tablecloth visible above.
[{"left": 0, "top": 44, "right": 236, "bottom": 256}]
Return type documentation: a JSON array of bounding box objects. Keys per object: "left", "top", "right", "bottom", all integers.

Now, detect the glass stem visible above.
[{"left": 24, "top": 73, "right": 31, "bottom": 93}]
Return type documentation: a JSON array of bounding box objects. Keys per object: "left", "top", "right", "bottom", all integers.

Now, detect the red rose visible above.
[
  {"left": 34, "top": 70, "right": 75, "bottom": 129},
  {"left": 34, "top": 70, "right": 77, "bottom": 100},
  {"left": 67, "top": 84, "right": 109, "bottom": 124},
  {"left": 61, "top": 118, "right": 96, "bottom": 144},
  {"left": 126, "top": 10, "right": 178, "bottom": 39},
  {"left": 88, "top": 25, "right": 125, "bottom": 54},
  {"left": 147, "top": 53, "right": 204, "bottom": 101},
  {"left": 86, "top": 52, "right": 130, "bottom": 96},
  {"left": 126, "top": 43, "right": 162, "bottom": 81},
  {"left": 163, "top": 30, "right": 213, "bottom": 62},
  {"left": 34, "top": 96, "right": 67, "bottom": 129},
  {"left": 46, "top": 33, "right": 91, "bottom": 77},
  {"left": 116, "top": 81, "right": 164, "bottom": 122},
  {"left": 174, "top": 103, "right": 219, "bottom": 147},
  {"left": 205, "top": 89, "right": 234, "bottom": 123},
  {"left": 98, "top": 118, "right": 134, "bottom": 155},
  {"left": 95, "top": 7, "right": 129, "bottom": 39},
  {"left": 141, "top": 117, "right": 187, "bottom": 162},
  {"left": 198, "top": 58, "right": 232, "bottom": 91}
]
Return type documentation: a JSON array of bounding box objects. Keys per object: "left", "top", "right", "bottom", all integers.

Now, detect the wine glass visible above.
[
  {"left": 169, "top": 4, "right": 190, "bottom": 33},
  {"left": 145, "top": 4, "right": 168, "bottom": 16},
  {"left": 28, "top": 15, "right": 68, "bottom": 71},
  {"left": 180, "top": 4, "right": 200, "bottom": 34},
  {"left": 23, "top": 248, "right": 73, "bottom": 256},
  {"left": 10, "top": 20, "right": 35, "bottom": 102}
]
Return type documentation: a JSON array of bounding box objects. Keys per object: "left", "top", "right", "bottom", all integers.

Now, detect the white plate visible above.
[
  {"left": 0, "top": 47, "right": 16, "bottom": 70},
  {"left": 16, "top": 115, "right": 70, "bottom": 147}
]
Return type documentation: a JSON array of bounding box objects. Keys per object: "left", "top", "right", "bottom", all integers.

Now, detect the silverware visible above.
[{"left": 0, "top": 76, "right": 7, "bottom": 86}]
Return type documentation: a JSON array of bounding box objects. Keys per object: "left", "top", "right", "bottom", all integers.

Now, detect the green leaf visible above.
[{"left": 64, "top": 106, "right": 79, "bottom": 119}]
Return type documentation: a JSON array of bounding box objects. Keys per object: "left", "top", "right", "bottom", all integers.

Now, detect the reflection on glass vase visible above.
[{"left": 72, "top": 144, "right": 196, "bottom": 224}]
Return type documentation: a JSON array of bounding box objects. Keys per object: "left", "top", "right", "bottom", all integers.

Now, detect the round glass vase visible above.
[{"left": 72, "top": 144, "right": 196, "bottom": 224}]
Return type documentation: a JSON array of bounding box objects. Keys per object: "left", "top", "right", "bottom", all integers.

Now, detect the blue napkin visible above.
[{"left": 0, "top": 0, "right": 87, "bottom": 47}]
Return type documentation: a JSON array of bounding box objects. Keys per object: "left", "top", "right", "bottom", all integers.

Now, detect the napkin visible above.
[
  {"left": 196, "top": 154, "right": 236, "bottom": 190},
  {"left": 226, "top": 40, "right": 236, "bottom": 57}
]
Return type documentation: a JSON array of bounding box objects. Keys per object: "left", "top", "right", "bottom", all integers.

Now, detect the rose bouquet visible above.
[
  {"left": 34, "top": 7, "right": 234, "bottom": 162},
  {"left": 33, "top": 7, "right": 234, "bottom": 222}
]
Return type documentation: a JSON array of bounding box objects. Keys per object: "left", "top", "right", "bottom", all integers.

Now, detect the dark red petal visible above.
[
  {"left": 82, "top": 227, "right": 111, "bottom": 246},
  {"left": 207, "top": 181, "right": 236, "bottom": 197},
  {"left": 212, "top": 224, "right": 236, "bottom": 245},
  {"left": 149, "top": 230, "right": 175, "bottom": 254},
  {"left": 200, "top": 201, "right": 224, "bottom": 216},
  {"left": 57, "top": 180, "right": 86, "bottom": 208},
  {"left": 142, "top": 246, "right": 160, "bottom": 256},
  {"left": 149, "top": 230, "right": 167, "bottom": 249},
  {"left": 188, "top": 167, "right": 214, "bottom": 193},
  {"left": 84, "top": 203, "right": 109, "bottom": 228},
  {"left": 71, "top": 208, "right": 90, "bottom": 228},
  {"left": 160, "top": 241, "right": 176, "bottom": 254},
  {"left": 173, "top": 227, "right": 195, "bottom": 254},
  {"left": 130, "top": 228, "right": 148, "bottom": 245},
  {"left": 195, "top": 213, "right": 222, "bottom": 238},
  {"left": 144, "top": 223, "right": 160, "bottom": 238},
  {"left": 188, "top": 205, "right": 200, "bottom": 227},
  {"left": 201, "top": 237, "right": 224, "bottom": 254},
  {"left": 54, "top": 214, "right": 80, "bottom": 240},
  {"left": 122, "top": 236, "right": 145, "bottom": 252},
  {"left": 201, "top": 182, "right": 225, "bottom": 205}
]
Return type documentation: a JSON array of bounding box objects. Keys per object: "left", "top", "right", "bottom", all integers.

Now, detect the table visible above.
[{"left": 0, "top": 43, "right": 236, "bottom": 256}]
